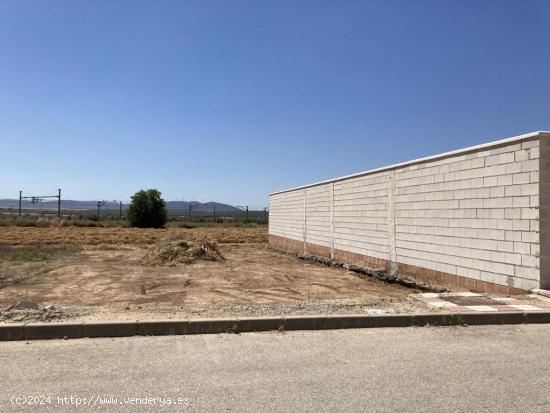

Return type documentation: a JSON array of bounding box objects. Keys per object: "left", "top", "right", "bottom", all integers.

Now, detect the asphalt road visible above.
[{"left": 1, "top": 325, "right": 550, "bottom": 412}]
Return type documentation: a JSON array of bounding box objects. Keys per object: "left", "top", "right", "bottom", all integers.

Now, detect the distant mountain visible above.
[
  {"left": 165, "top": 201, "right": 242, "bottom": 213},
  {"left": 0, "top": 199, "right": 242, "bottom": 213}
]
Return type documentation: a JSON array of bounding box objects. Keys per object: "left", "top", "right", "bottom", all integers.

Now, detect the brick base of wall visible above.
[{"left": 269, "top": 234, "right": 526, "bottom": 295}]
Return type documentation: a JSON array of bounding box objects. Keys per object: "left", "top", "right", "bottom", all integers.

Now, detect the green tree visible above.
[{"left": 127, "top": 189, "right": 167, "bottom": 228}]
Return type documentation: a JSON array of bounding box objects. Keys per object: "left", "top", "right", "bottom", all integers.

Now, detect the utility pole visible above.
[
  {"left": 19, "top": 189, "right": 62, "bottom": 217},
  {"left": 96, "top": 200, "right": 106, "bottom": 218},
  {"left": 119, "top": 201, "right": 123, "bottom": 220},
  {"left": 213, "top": 203, "right": 216, "bottom": 218},
  {"left": 246, "top": 206, "right": 249, "bottom": 223}
]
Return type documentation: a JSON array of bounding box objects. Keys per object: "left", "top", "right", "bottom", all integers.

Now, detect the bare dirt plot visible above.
[{"left": 0, "top": 241, "right": 425, "bottom": 322}]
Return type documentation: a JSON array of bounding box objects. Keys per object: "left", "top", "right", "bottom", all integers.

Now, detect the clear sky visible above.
[{"left": 0, "top": 0, "right": 549, "bottom": 207}]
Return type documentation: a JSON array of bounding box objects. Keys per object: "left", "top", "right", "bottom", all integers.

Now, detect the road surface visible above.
[{"left": 1, "top": 325, "right": 550, "bottom": 412}]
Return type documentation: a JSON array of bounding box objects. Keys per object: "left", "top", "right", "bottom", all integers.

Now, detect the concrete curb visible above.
[
  {"left": 532, "top": 289, "right": 550, "bottom": 299},
  {"left": 1, "top": 312, "right": 549, "bottom": 341}
]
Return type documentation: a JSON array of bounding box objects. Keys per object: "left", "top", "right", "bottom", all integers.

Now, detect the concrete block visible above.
[
  {"left": 512, "top": 197, "right": 530, "bottom": 208},
  {"left": 25, "top": 323, "right": 82, "bottom": 340},
  {"left": 461, "top": 312, "right": 524, "bottom": 326},
  {"left": 505, "top": 162, "right": 522, "bottom": 174},
  {"left": 515, "top": 150, "right": 529, "bottom": 162},
  {"left": 512, "top": 173, "right": 530, "bottom": 185},
  {"left": 522, "top": 159, "right": 539, "bottom": 172},
  {"left": 515, "top": 266, "right": 539, "bottom": 279},
  {"left": 81, "top": 321, "right": 137, "bottom": 338},
  {"left": 505, "top": 185, "right": 522, "bottom": 197},
  {"left": 518, "top": 277, "right": 540, "bottom": 291},
  {"left": 522, "top": 139, "right": 539, "bottom": 149},
  {"left": 522, "top": 255, "right": 539, "bottom": 268},
  {"left": 513, "top": 241, "right": 531, "bottom": 254},
  {"left": 485, "top": 152, "right": 515, "bottom": 166},
  {"left": 529, "top": 147, "right": 540, "bottom": 159},
  {"left": 0, "top": 324, "right": 25, "bottom": 341},
  {"left": 505, "top": 231, "right": 522, "bottom": 242}
]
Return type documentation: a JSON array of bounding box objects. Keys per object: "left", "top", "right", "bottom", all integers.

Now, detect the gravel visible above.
[
  {"left": 0, "top": 303, "right": 82, "bottom": 323},
  {"left": 179, "top": 298, "right": 425, "bottom": 318}
]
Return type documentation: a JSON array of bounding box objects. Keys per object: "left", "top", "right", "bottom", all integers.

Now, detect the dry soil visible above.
[{"left": 0, "top": 226, "right": 425, "bottom": 321}]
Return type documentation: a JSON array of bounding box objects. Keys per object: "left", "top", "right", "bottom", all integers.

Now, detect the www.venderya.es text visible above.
[{"left": 11, "top": 394, "right": 191, "bottom": 408}]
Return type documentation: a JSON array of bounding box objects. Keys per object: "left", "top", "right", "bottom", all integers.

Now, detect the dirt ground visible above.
[{"left": 0, "top": 226, "right": 426, "bottom": 322}]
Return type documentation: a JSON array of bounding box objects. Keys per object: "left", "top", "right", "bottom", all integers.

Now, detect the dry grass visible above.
[
  {"left": 0, "top": 245, "right": 80, "bottom": 263},
  {"left": 0, "top": 214, "right": 267, "bottom": 228},
  {"left": 141, "top": 238, "right": 224, "bottom": 266},
  {"left": 0, "top": 214, "right": 126, "bottom": 228},
  {"left": 0, "top": 226, "right": 267, "bottom": 246}
]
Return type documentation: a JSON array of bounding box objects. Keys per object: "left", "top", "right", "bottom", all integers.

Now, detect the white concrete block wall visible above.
[
  {"left": 279, "top": 189, "right": 305, "bottom": 244},
  {"left": 333, "top": 173, "right": 390, "bottom": 260},
  {"left": 268, "top": 194, "right": 286, "bottom": 238},
  {"left": 305, "top": 184, "right": 331, "bottom": 248},
  {"left": 539, "top": 137, "right": 550, "bottom": 289},
  {"left": 394, "top": 139, "right": 541, "bottom": 291},
  {"left": 269, "top": 132, "right": 550, "bottom": 291}
]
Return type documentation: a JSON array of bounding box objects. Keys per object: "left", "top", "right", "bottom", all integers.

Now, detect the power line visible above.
[{"left": 19, "top": 189, "right": 61, "bottom": 217}]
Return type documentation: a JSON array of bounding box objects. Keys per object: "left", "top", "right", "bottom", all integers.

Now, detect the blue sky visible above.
[{"left": 0, "top": 0, "right": 548, "bottom": 207}]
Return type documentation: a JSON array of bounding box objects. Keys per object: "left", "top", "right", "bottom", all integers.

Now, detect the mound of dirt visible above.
[{"left": 141, "top": 239, "right": 225, "bottom": 266}]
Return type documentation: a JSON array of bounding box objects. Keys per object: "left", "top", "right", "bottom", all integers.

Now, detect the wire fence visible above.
[
  {"left": 169, "top": 206, "right": 269, "bottom": 225},
  {"left": 0, "top": 201, "right": 269, "bottom": 225}
]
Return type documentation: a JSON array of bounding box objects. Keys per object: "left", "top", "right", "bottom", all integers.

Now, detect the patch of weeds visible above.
[
  {"left": 227, "top": 323, "right": 240, "bottom": 334},
  {"left": 453, "top": 313, "right": 467, "bottom": 327},
  {"left": 0, "top": 244, "right": 81, "bottom": 263}
]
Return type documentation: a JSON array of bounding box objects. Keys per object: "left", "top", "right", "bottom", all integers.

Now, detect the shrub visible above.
[{"left": 127, "top": 189, "right": 167, "bottom": 228}]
